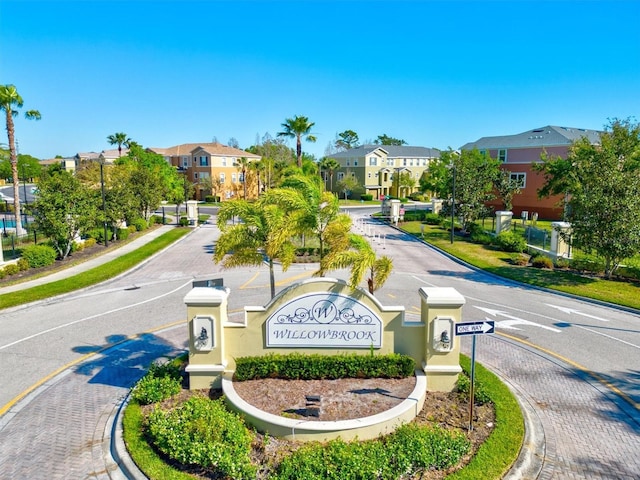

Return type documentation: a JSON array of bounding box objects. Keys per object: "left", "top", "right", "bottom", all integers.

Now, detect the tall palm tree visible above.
[
  {"left": 234, "top": 156, "right": 251, "bottom": 200},
  {"left": 0, "top": 84, "right": 41, "bottom": 235},
  {"left": 214, "top": 198, "right": 297, "bottom": 298},
  {"left": 320, "top": 234, "right": 393, "bottom": 295},
  {"left": 107, "top": 132, "right": 131, "bottom": 157},
  {"left": 319, "top": 157, "right": 341, "bottom": 192},
  {"left": 277, "top": 115, "right": 317, "bottom": 168}
]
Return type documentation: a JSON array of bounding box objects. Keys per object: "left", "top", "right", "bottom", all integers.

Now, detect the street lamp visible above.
[
  {"left": 450, "top": 163, "right": 456, "bottom": 244},
  {"left": 99, "top": 157, "right": 108, "bottom": 247}
]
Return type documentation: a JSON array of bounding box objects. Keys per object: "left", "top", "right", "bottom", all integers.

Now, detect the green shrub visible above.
[
  {"left": 234, "top": 353, "right": 415, "bottom": 381},
  {"left": 147, "top": 396, "right": 256, "bottom": 479},
  {"left": 274, "top": 423, "right": 469, "bottom": 479},
  {"left": 494, "top": 231, "right": 526, "bottom": 253},
  {"left": 131, "top": 361, "right": 182, "bottom": 405},
  {"left": 509, "top": 252, "right": 530, "bottom": 266},
  {"left": 471, "top": 231, "right": 493, "bottom": 245},
  {"left": 17, "top": 258, "right": 30, "bottom": 271},
  {"left": 0, "top": 268, "right": 6, "bottom": 279},
  {"left": 424, "top": 213, "right": 443, "bottom": 225},
  {"left": 179, "top": 216, "right": 189, "bottom": 227},
  {"left": 409, "top": 192, "right": 425, "bottom": 201},
  {"left": 570, "top": 255, "right": 605, "bottom": 274},
  {"left": 554, "top": 257, "right": 571, "bottom": 269},
  {"left": 132, "top": 218, "right": 148, "bottom": 231},
  {"left": 4, "top": 263, "right": 20, "bottom": 275},
  {"left": 205, "top": 195, "right": 220, "bottom": 203},
  {"left": 21, "top": 244, "right": 57, "bottom": 268},
  {"left": 149, "top": 214, "right": 164, "bottom": 225},
  {"left": 360, "top": 194, "right": 373, "bottom": 201},
  {"left": 456, "top": 370, "right": 492, "bottom": 405},
  {"left": 87, "top": 227, "right": 112, "bottom": 244},
  {"left": 531, "top": 254, "right": 554, "bottom": 269},
  {"left": 116, "top": 228, "right": 130, "bottom": 241},
  {"left": 83, "top": 237, "right": 97, "bottom": 249}
]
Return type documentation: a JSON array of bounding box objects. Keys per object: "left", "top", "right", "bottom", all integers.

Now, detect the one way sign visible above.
[{"left": 455, "top": 321, "right": 495, "bottom": 336}]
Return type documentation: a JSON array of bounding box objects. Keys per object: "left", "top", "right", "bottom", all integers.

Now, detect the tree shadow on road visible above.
[{"left": 71, "top": 333, "right": 186, "bottom": 389}]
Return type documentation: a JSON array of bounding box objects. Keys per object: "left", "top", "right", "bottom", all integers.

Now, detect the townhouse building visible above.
[
  {"left": 326, "top": 145, "right": 440, "bottom": 199},
  {"left": 149, "top": 143, "right": 260, "bottom": 200},
  {"left": 461, "top": 125, "right": 602, "bottom": 220}
]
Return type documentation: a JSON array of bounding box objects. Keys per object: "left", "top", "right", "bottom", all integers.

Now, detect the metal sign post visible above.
[{"left": 455, "top": 320, "right": 495, "bottom": 431}]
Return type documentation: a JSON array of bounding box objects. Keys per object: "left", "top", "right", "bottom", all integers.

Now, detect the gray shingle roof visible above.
[
  {"left": 329, "top": 145, "right": 440, "bottom": 158},
  {"left": 461, "top": 125, "right": 602, "bottom": 150}
]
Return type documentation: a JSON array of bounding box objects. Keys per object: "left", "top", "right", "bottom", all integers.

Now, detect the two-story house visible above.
[
  {"left": 461, "top": 126, "right": 602, "bottom": 220},
  {"left": 326, "top": 145, "right": 440, "bottom": 199},
  {"left": 149, "top": 143, "right": 261, "bottom": 200}
]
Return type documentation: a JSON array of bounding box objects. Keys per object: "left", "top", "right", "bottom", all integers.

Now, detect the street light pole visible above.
[
  {"left": 450, "top": 165, "right": 456, "bottom": 244},
  {"left": 100, "top": 161, "right": 108, "bottom": 247}
]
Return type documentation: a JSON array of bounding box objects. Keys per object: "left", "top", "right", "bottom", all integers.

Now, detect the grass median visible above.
[{"left": 0, "top": 228, "right": 190, "bottom": 310}]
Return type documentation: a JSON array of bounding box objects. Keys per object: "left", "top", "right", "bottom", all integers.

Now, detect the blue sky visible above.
[{"left": 2, "top": 0, "right": 638, "bottom": 160}]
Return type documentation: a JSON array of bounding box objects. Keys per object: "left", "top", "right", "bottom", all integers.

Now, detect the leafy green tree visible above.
[
  {"left": 337, "top": 172, "right": 360, "bottom": 200},
  {"left": 536, "top": 118, "right": 640, "bottom": 278},
  {"left": 335, "top": 130, "right": 360, "bottom": 151},
  {"left": 214, "top": 198, "right": 298, "bottom": 298},
  {"left": 33, "top": 165, "right": 98, "bottom": 259},
  {"left": 318, "top": 157, "right": 341, "bottom": 192},
  {"left": 397, "top": 171, "right": 416, "bottom": 198},
  {"left": 442, "top": 148, "right": 500, "bottom": 231},
  {"left": 107, "top": 132, "right": 131, "bottom": 157},
  {"left": 374, "top": 134, "right": 406, "bottom": 146},
  {"left": 278, "top": 115, "right": 317, "bottom": 168},
  {"left": 419, "top": 157, "right": 450, "bottom": 198},
  {"left": 493, "top": 168, "right": 522, "bottom": 211},
  {"left": 320, "top": 234, "right": 393, "bottom": 295},
  {"left": 119, "top": 144, "right": 183, "bottom": 215},
  {"left": 0, "top": 84, "right": 41, "bottom": 235}
]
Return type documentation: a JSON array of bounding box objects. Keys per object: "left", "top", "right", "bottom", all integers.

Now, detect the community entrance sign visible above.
[{"left": 266, "top": 293, "right": 383, "bottom": 348}]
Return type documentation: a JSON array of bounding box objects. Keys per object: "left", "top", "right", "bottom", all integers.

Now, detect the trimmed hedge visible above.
[{"left": 234, "top": 352, "right": 415, "bottom": 381}]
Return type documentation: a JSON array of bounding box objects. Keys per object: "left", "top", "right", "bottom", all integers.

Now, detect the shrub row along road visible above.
[{"left": 0, "top": 209, "right": 638, "bottom": 479}]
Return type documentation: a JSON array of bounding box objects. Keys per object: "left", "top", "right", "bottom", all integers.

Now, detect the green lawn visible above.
[{"left": 401, "top": 221, "right": 640, "bottom": 311}]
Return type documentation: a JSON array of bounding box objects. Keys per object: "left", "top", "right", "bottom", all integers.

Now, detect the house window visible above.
[
  {"left": 510, "top": 172, "right": 526, "bottom": 188},
  {"left": 346, "top": 159, "right": 350, "bottom": 166},
  {"left": 232, "top": 173, "right": 237, "bottom": 183},
  {"left": 200, "top": 156, "right": 209, "bottom": 166},
  {"left": 199, "top": 172, "right": 210, "bottom": 179},
  {"left": 222, "top": 157, "right": 227, "bottom": 166},
  {"left": 498, "top": 149, "right": 507, "bottom": 162},
  {"left": 354, "top": 160, "right": 358, "bottom": 166},
  {"left": 403, "top": 159, "right": 407, "bottom": 166},
  {"left": 337, "top": 172, "right": 345, "bottom": 181},
  {"left": 368, "top": 173, "right": 372, "bottom": 178},
  {"left": 182, "top": 157, "right": 189, "bottom": 168},
  {"left": 194, "top": 172, "right": 198, "bottom": 179},
  {"left": 369, "top": 156, "right": 378, "bottom": 166},
  {"left": 219, "top": 173, "right": 225, "bottom": 182}
]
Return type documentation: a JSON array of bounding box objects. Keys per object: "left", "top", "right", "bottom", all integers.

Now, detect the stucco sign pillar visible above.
[{"left": 420, "top": 287, "right": 465, "bottom": 391}]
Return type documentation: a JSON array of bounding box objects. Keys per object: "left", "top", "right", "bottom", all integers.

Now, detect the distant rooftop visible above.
[
  {"left": 461, "top": 125, "right": 603, "bottom": 150},
  {"left": 329, "top": 145, "right": 440, "bottom": 158},
  {"left": 149, "top": 142, "right": 259, "bottom": 158}
]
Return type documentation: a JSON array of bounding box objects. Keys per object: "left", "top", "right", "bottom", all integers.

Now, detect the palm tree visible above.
[
  {"left": 262, "top": 174, "right": 348, "bottom": 262},
  {"left": 107, "top": 132, "right": 131, "bottom": 157},
  {"left": 319, "top": 157, "right": 341, "bottom": 192},
  {"left": 0, "top": 84, "right": 41, "bottom": 235},
  {"left": 277, "top": 115, "right": 317, "bottom": 168},
  {"left": 234, "top": 156, "right": 251, "bottom": 200},
  {"left": 320, "top": 234, "right": 393, "bottom": 295},
  {"left": 214, "top": 197, "right": 297, "bottom": 298}
]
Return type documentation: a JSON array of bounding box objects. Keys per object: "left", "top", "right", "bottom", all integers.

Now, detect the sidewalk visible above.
[{"left": 0, "top": 224, "right": 176, "bottom": 295}]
